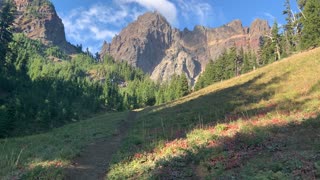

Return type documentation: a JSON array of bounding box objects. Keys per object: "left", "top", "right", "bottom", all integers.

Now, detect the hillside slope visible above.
[
  {"left": 0, "top": 48, "right": 319, "bottom": 179},
  {"left": 107, "top": 48, "right": 320, "bottom": 179}
]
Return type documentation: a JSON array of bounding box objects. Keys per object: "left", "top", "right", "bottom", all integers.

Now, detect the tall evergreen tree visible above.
[
  {"left": 241, "top": 50, "right": 255, "bottom": 74},
  {"left": 225, "top": 47, "right": 237, "bottom": 79},
  {"left": 283, "top": 0, "right": 296, "bottom": 52},
  {"left": 271, "top": 20, "right": 281, "bottom": 61},
  {"left": 0, "top": 0, "right": 15, "bottom": 71},
  {"left": 176, "top": 74, "right": 189, "bottom": 97},
  {"left": 297, "top": 0, "right": 307, "bottom": 10},
  {"left": 300, "top": 0, "right": 320, "bottom": 49},
  {"left": 259, "top": 37, "right": 273, "bottom": 65},
  {"left": 295, "top": 0, "right": 306, "bottom": 39}
]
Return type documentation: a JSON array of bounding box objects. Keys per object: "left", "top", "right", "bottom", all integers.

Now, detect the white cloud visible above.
[
  {"left": 60, "top": 3, "right": 139, "bottom": 53},
  {"left": 176, "top": 0, "right": 213, "bottom": 26},
  {"left": 118, "top": 0, "right": 178, "bottom": 25},
  {"left": 60, "top": 0, "right": 178, "bottom": 53},
  {"left": 89, "top": 26, "right": 117, "bottom": 40},
  {"left": 264, "top": 12, "right": 276, "bottom": 22},
  {"left": 59, "top": 0, "right": 216, "bottom": 53}
]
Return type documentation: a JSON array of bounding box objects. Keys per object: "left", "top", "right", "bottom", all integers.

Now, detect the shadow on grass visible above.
[
  {"left": 131, "top": 71, "right": 295, "bottom": 144},
  {"left": 107, "top": 70, "right": 320, "bottom": 178},
  {"left": 150, "top": 115, "right": 320, "bottom": 179}
]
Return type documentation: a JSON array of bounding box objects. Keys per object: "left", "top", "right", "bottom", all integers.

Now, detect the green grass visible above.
[
  {"left": 0, "top": 111, "right": 127, "bottom": 179},
  {"left": 2, "top": 48, "right": 320, "bottom": 179},
  {"left": 107, "top": 48, "right": 320, "bottom": 179}
]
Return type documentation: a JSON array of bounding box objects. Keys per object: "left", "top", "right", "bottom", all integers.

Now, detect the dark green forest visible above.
[{"left": 0, "top": 1, "right": 189, "bottom": 137}]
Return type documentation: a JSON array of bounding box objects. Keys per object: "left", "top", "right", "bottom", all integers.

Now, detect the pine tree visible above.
[
  {"left": 297, "top": 0, "right": 307, "bottom": 10},
  {"left": 300, "top": 0, "right": 320, "bottom": 49},
  {"left": 177, "top": 74, "right": 189, "bottom": 96},
  {"left": 237, "top": 47, "right": 245, "bottom": 76},
  {"left": 283, "top": 0, "right": 296, "bottom": 52},
  {"left": 225, "top": 47, "right": 237, "bottom": 79},
  {"left": 271, "top": 20, "right": 281, "bottom": 61},
  {"left": 241, "top": 50, "right": 256, "bottom": 74},
  {"left": 0, "top": 0, "right": 15, "bottom": 70},
  {"left": 296, "top": 0, "right": 307, "bottom": 36},
  {"left": 259, "top": 37, "right": 273, "bottom": 65}
]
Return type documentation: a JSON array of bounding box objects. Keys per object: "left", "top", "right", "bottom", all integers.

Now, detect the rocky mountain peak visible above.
[
  {"left": 136, "top": 11, "right": 169, "bottom": 27},
  {"left": 249, "top": 18, "right": 270, "bottom": 36},
  {"left": 104, "top": 11, "right": 173, "bottom": 73},
  {"left": 226, "top": 19, "right": 243, "bottom": 31},
  {"left": 13, "top": 0, "right": 77, "bottom": 54},
  {"left": 100, "top": 12, "right": 270, "bottom": 86}
]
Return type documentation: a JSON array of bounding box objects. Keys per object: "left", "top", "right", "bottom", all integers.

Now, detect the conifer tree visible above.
[
  {"left": 177, "top": 74, "right": 189, "bottom": 97},
  {"left": 283, "top": 0, "right": 296, "bottom": 52},
  {"left": 300, "top": 0, "right": 320, "bottom": 49},
  {"left": 296, "top": 0, "right": 307, "bottom": 36},
  {"left": 0, "top": 0, "right": 15, "bottom": 70},
  {"left": 297, "top": 0, "right": 307, "bottom": 10},
  {"left": 271, "top": 21, "right": 281, "bottom": 61},
  {"left": 241, "top": 51, "right": 251, "bottom": 74}
]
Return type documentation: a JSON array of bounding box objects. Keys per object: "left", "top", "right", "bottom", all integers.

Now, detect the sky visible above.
[{"left": 50, "top": 0, "right": 299, "bottom": 54}]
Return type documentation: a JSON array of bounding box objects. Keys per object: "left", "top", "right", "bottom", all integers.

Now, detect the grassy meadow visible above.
[
  {"left": 107, "top": 48, "right": 320, "bottom": 179},
  {"left": 1, "top": 48, "right": 320, "bottom": 179},
  {"left": 0, "top": 112, "right": 128, "bottom": 179}
]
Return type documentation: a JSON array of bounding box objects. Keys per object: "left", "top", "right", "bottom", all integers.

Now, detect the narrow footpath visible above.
[{"left": 64, "top": 111, "right": 137, "bottom": 180}]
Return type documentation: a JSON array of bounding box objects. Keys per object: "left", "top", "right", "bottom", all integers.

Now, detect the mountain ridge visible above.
[
  {"left": 13, "top": 0, "right": 77, "bottom": 54},
  {"left": 100, "top": 12, "right": 270, "bottom": 85},
  {"left": 9, "top": 1, "right": 270, "bottom": 85}
]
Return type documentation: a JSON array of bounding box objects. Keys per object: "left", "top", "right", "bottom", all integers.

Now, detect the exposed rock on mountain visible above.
[
  {"left": 101, "top": 12, "right": 173, "bottom": 74},
  {"left": 13, "top": 0, "right": 77, "bottom": 54},
  {"left": 101, "top": 12, "right": 270, "bottom": 85}
]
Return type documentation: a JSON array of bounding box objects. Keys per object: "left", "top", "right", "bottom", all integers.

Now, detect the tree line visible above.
[
  {"left": 0, "top": 0, "right": 189, "bottom": 137},
  {"left": 1, "top": 0, "right": 319, "bottom": 137},
  {"left": 195, "top": 0, "right": 320, "bottom": 90},
  {"left": 260, "top": 0, "right": 320, "bottom": 63}
]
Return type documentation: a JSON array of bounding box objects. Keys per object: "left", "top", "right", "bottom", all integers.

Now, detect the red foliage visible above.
[
  {"left": 250, "top": 120, "right": 260, "bottom": 126},
  {"left": 165, "top": 139, "right": 189, "bottom": 150},
  {"left": 305, "top": 112, "right": 318, "bottom": 119},
  {"left": 271, "top": 118, "right": 282, "bottom": 125},
  {"left": 134, "top": 153, "right": 143, "bottom": 159}
]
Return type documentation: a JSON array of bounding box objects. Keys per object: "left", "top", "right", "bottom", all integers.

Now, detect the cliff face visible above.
[
  {"left": 101, "top": 12, "right": 270, "bottom": 85},
  {"left": 13, "top": 0, "right": 77, "bottom": 53},
  {"left": 101, "top": 12, "right": 173, "bottom": 73}
]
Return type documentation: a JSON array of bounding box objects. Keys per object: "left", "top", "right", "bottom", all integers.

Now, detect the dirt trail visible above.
[{"left": 64, "top": 111, "right": 137, "bottom": 180}]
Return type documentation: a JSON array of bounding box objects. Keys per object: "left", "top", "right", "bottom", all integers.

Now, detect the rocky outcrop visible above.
[
  {"left": 101, "top": 12, "right": 270, "bottom": 85},
  {"left": 102, "top": 12, "right": 173, "bottom": 73},
  {"left": 13, "top": 0, "right": 77, "bottom": 54}
]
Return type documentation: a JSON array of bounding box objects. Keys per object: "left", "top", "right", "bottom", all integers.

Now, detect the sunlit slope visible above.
[{"left": 108, "top": 48, "right": 320, "bottom": 179}]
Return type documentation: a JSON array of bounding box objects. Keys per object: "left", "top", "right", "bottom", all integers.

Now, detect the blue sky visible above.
[{"left": 51, "top": 0, "right": 299, "bottom": 53}]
